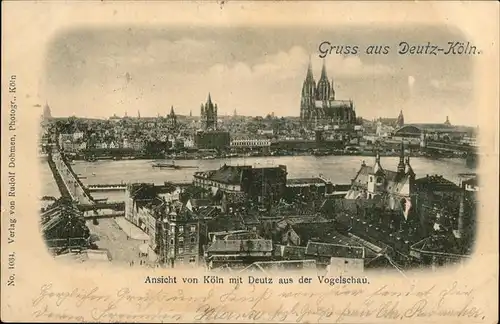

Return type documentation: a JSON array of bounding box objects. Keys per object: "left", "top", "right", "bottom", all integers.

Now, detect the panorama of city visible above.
[{"left": 39, "top": 58, "right": 478, "bottom": 276}]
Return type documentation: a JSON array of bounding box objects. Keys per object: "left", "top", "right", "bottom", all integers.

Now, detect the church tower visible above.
[
  {"left": 300, "top": 57, "right": 316, "bottom": 123},
  {"left": 330, "top": 79, "right": 336, "bottom": 100},
  {"left": 316, "top": 60, "right": 332, "bottom": 101},
  {"left": 42, "top": 101, "right": 52, "bottom": 120},
  {"left": 444, "top": 116, "right": 451, "bottom": 126},
  {"left": 368, "top": 153, "right": 385, "bottom": 197},
  {"left": 397, "top": 110, "right": 404, "bottom": 128},
  {"left": 420, "top": 130, "right": 427, "bottom": 149},
  {"left": 397, "top": 140, "right": 406, "bottom": 174},
  {"left": 405, "top": 155, "right": 415, "bottom": 178},
  {"left": 168, "top": 106, "right": 177, "bottom": 128},
  {"left": 201, "top": 93, "right": 218, "bottom": 130}
]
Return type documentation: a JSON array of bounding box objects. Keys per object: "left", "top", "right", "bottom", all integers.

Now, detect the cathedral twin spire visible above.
[
  {"left": 306, "top": 56, "right": 315, "bottom": 82},
  {"left": 320, "top": 58, "right": 327, "bottom": 79},
  {"left": 301, "top": 57, "right": 335, "bottom": 102},
  {"left": 316, "top": 59, "right": 335, "bottom": 101},
  {"left": 302, "top": 57, "right": 316, "bottom": 101}
]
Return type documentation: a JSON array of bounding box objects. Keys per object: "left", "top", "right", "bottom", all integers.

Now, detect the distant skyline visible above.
[{"left": 43, "top": 25, "right": 476, "bottom": 126}]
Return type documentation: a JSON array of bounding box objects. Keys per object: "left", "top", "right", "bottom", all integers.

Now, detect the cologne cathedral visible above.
[{"left": 300, "top": 60, "right": 357, "bottom": 128}]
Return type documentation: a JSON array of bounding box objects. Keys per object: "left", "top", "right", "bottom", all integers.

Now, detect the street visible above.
[{"left": 86, "top": 217, "right": 156, "bottom": 267}]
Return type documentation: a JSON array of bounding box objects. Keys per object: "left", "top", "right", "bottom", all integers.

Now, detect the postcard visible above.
[{"left": 1, "top": 1, "right": 499, "bottom": 323}]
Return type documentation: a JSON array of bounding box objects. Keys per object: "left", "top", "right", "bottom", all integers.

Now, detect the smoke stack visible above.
[{"left": 456, "top": 191, "right": 466, "bottom": 239}]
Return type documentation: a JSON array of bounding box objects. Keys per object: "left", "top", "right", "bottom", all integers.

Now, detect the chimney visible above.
[{"left": 456, "top": 191, "right": 466, "bottom": 239}]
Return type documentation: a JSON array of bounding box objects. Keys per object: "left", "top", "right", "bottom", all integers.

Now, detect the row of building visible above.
[
  {"left": 119, "top": 144, "right": 477, "bottom": 272},
  {"left": 57, "top": 134, "right": 275, "bottom": 154},
  {"left": 123, "top": 162, "right": 351, "bottom": 268}
]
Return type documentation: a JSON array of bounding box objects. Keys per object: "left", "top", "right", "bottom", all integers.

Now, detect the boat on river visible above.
[{"left": 152, "top": 161, "right": 198, "bottom": 169}]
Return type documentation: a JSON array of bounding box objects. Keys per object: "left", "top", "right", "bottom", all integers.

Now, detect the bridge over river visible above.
[
  {"left": 423, "top": 141, "right": 479, "bottom": 168},
  {"left": 51, "top": 151, "right": 94, "bottom": 204},
  {"left": 45, "top": 147, "right": 159, "bottom": 265},
  {"left": 78, "top": 201, "right": 125, "bottom": 212},
  {"left": 49, "top": 150, "right": 125, "bottom": 219},
  {"left": 49, "top": 150, "right": 193, "bottom": 218},
  {"left": 425, "top": 141, "right": 478, "bottom": 154},
  {"left": 87, "top": 180, "right": 191, "bottom": 192}
]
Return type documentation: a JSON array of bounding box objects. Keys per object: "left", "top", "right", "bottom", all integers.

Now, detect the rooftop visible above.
[
  {"left": 274, "top": 244, "right": 307, "bottom": 260},
  {"left": 462, "top": 177, "right": 478, "bottom": 187},
  {"left": 210, "top": 165, "right": 247, "bottom": 185},
  {"left": 396, "top": 124, "right": 476, "bottom": 134},
  {"left": 288, "top": 221, "right": 378, "bottom": 258},
  {"left": 414, "top": 175, "right": 459, "bottom": 191},
  {"left": 207, "top": 214, "right": 245, "bottom": 233},
  {"left": 286, "top": 177, "right": 328, "bottom": 186},
  {"left": 334, "top": 212, "right": 414, "bottom": 254},
  {"left": 349, "top": 161, "right": 413, "bottom": 195},
  {"left": 194, "top": 164, "right": 286, "bottom": 185},
  {"left": 189, "top": 199, "right": 212, "bottom": 208},
  {"left": 237, "top": 212, "right": 260, "bottom": 225},
  {"left": 305, "top": 242, "right": 365, "bottom": 259},
  {"left": 225, "top": 232, "right": 262, "bottom": 241},
  {"left": 207, "top": 239, "right": 273, "bottom": 253},
  {"left": 410, "top": 234, "right": 470, "bottom": 257}
]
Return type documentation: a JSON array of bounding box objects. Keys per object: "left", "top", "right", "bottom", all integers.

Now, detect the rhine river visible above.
[
  {"left": 39, "top": 156, "right": 61, "bottom": 198},
  {"left": 41, "top": 155, "right": 475, "bottom": 201}
]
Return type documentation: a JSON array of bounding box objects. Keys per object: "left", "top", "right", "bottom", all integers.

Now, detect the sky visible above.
[{"left": 43, "top": 25, "right": 476, "bottom": 125}]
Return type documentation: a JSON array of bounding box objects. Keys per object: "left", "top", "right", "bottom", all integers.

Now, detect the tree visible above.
[
  {"left": 179, "top": 185, "right": 209, "bottom": 204},
  {"left": 163, "top": 182, "right": 177, "bottom": 193}
]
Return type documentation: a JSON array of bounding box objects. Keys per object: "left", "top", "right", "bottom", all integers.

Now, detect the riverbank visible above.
[
  {"left": 68, "top": 149, "right": 432, "bottom": 162},
  {"left": 69, "top": 155, "right": 474, "bottom": 190}
]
